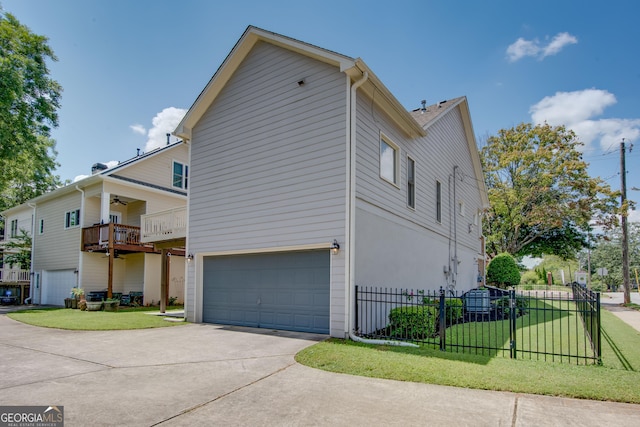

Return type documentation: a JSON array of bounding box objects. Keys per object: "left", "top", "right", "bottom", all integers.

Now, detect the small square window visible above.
[
  {"left": 380, "top": 136, "right": 399, "bottom": 185},
  {"left": 64, "top": 209, "right": 80, "bottom": 229}
]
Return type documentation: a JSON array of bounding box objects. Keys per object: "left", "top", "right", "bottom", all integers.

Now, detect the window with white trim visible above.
[
  {"left": 173, "top": 161, "right": 189, "bottom": 190},
  {"left": 39, "top": 219, "right": 44, "bottom": 235},
  {"left": 380, "top": 135, "right": 399, "bottom": 185},
  {"left": 436, "top": 181, "right": 442, "bottom": 223},
  {"left": 109, "top": 213, "right": 121, "bottom": 224},
  {"left": 10, "top": 219, "right": 18, "bottom": 238},
  {"left": 407, "top": 156, "right": 415, "bottom": 209},
  {"left": 64, "top": 209, "right": 80, "bottom": 229},
  {"left": 458, "top": 200, "right": 466, "bottom": 217}
]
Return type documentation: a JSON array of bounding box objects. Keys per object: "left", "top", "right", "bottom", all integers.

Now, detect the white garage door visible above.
[
  {"left": 42, "top": 269, "right": 76, "bottom": 306},
  {"left": 202, "top": 250, "right": 330, "bottom": 334}
]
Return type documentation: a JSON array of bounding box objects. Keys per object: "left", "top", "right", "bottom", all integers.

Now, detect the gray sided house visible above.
[{"left": 175, "top": 26, "right": 489, "bottom": 337}]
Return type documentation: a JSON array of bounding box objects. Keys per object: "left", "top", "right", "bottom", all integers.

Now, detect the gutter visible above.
[
  {"left": 345, "top": 70, "right": 417, "bottom": 348},
  {"left": 75, "top": 186, "right": 85, "bottom": 290},
  {"left": 27, "top": 203, "right": 36, "bottom": 304}
]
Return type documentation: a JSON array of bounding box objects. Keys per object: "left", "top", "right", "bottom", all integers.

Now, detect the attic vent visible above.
[{"left": 91, "top": 163, "right": 108, "bottom": 175}]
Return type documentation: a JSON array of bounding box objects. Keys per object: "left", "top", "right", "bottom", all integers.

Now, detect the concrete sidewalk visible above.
[
  {"left": 1, "top": 314, "right": 639, "bottom": 426},
  {"left": 601, "top": 292, "right": 640, "bottom": 332}
]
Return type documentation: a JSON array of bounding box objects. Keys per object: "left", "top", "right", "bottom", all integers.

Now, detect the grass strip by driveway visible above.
[
  {"left": 600, "top": 308, "right": 640, "bottom": 371},
  {"left": 296, "top": 307, "right": 640, "bottom": 404},
  {"left": 296, "top": 339, "right": 640, "bottom": 403},
  {"left": 7, "top": 308, "right": 186, "bottom": 330}
]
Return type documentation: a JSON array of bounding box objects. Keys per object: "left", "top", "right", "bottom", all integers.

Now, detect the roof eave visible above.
[
  {"left": 456, "top": 98, "right": 490, "bottom": 209},
  {"left": 347, "top": 60, "right": 426, "bottom": 139},
  {"left": 174, "top": 26, "right": 357, "bottom": 141}
]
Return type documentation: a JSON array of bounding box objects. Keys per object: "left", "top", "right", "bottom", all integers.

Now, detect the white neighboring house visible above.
[
  {"left": 175, "top": 26, "right": 490, "bottom": 337},
  {"left": 0, "top": 141, "right": 189, "bottom": 307}
]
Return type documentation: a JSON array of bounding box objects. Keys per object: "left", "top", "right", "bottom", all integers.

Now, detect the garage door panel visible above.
[
  {"left": 42, "top": 270, "right": 76, "bottom": 306},
  {"left": 203, "top": 251, "right": 330, "bottom": 334}
]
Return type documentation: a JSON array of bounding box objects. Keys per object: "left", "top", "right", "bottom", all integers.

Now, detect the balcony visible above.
[
  {"left": 82, "top": 223, "right": 156, "bottom": 253},
  {"left": 140, "top": 207, "right": 186, "bottom": 244},
  {"left": 0, "top": 268, "right": 30, "bottom": 283}
]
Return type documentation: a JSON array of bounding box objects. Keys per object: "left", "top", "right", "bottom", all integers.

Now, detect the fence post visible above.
[
  {"left": 354, "top": 286, "right": 359, "bottom": 336},
  {"left": 509, "top": 289, "right": 517, "bottom": 359},
  {"left": 439, "top": 287, "right": 446, "bottom": 351},
  {"left": 596, "top": 291, "right": 602, "bottom": 365}
]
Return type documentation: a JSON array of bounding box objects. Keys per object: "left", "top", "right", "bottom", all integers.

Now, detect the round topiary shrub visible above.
[{"left": 487, "top": 253, "right": 521, "bottom": 289}]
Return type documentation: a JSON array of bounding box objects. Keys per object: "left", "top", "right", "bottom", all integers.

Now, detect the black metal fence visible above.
[{"left": 355, "top": 285, "right": 601, "bottom": 365}]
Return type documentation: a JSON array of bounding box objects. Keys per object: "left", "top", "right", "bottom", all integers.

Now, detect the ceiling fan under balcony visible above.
[{"left": 111, "top": 196, "right": 127, "bottom": 206}]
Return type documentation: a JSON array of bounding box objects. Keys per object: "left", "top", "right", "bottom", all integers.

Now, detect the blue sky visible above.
[{"left": 3, "top": 0, "right": 640, "bottom": 221}]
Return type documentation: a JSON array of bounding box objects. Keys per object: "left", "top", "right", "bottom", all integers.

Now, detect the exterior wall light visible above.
[
  {"left": 186, "top": 253, "right": 194, "bottom": 263},
  {"left": 330, "top": 239, "right": 340, "bottom": 255}
]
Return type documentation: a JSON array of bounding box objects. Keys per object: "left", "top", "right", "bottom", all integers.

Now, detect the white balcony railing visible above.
[
  {"left": 140, "top": 206, "right": 187, "bottom": 243},
  {"left": 0, "top": 268, "right": 31, "bottom": 283}
]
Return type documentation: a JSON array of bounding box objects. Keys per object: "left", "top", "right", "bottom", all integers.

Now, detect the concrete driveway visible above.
[{"left": 1, "top": 314, "right": 639, "bottom": 426}]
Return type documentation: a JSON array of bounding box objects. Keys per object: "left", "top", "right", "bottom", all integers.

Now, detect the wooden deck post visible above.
[
  {"left": 107, "top": 222, "right": 114, "bottom": 299},
  {"left": 160, "top": 249, "right": 170, "bottom": 313}
]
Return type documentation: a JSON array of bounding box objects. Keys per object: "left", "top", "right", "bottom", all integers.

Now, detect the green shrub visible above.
[
  {"left": 520, "top": 270, "right": 542, "bottom": 287},
  {"left": 494, "top": 296, "right": 528, "bottom": 317},
  {"left": 444, "top": 298, "right": 463, "bottom": 322},
  {"left": 389, "top": 305, "right": 437, "bottom": 339},
  {"left": 487, "top": 253, "right": 521, "bottom": 289}
]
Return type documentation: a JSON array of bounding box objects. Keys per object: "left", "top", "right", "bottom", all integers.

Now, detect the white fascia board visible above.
[{"left": 349, "top": 59, "right": 426, "bottom": 139}]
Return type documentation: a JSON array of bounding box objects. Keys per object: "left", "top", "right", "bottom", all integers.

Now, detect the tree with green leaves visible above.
[
  {"left": 590, "top": 223, "right": 640, "bottom": 290},
  {"left": 486, "top": 253, "right": 521, "bottom": 289},
  {"left": 0, "top": 9, "right": 63, "bottom": 215},
  {"left": 481, "top": 123, "right": 618, "bottom": 260},
  {"left": 3, "top": 228, "right": 31, "bottom": 270}
]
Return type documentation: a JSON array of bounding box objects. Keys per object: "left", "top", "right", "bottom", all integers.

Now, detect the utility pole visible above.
[{"left": 620, "top": 139, "right": 631, "bottom": 304}]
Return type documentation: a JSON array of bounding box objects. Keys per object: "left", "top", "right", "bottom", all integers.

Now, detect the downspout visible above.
[
  {"left": 452, "top": 165, "right": 458, "bottom": 289},
  {"left": 75, "top": 186, "right": 85, "bottom": 290},
  {"left": 346, "top": 70, "right": 417, "bottom": 348},
  {"left": 26, "top": 203, "right": 37, "bottom": 304}
]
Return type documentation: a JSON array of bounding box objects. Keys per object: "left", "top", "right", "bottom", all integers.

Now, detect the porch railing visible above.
[
  {"left": 82, "top": 223, "right": 152, "bottom": 250},
  {"left": 0, "top": 268, "right": 30, "bottom": 282},
  {"left": 140, "top": 206, "right": 187, "bottom": 243}
]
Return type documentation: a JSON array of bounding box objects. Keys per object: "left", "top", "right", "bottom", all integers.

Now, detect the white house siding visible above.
[
  {"left": 113, "top": 143, "right": 189, "bottom": 190},
  {"left": 3, "top": 209, "right": 33, "bottom": 240},
  {"left": 33, "top": 191, "right": 83, "bottom": 273},
  {"left": 141, "top": 254, "right": 185, "bottom": 304},
  {"left": 186, "top": 42, "right": 348, "bottom": 336},
  {"left": 354, "top": 96, "right": 484, "bottom": 293}
]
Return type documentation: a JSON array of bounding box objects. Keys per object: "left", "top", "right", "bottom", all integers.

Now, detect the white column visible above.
[{"left": 101, "top": 192, "right": 110, "bottom": 224}]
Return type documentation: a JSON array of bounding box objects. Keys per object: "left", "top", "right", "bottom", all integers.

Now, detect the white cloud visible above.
[
  {"left": 130, "top": 124, "right": 146, "bottom": 135},
  {"left": 506, "top": 38, "right": 540, "bottom": 62},
  {"left": 507, "top": 32, "right": 577, "bottom": 62},
  {"left": 143, "top": 107, "right": 187, "bottom": 152},
  {"left": 629, "top": 209, "right": 640, "bottom": 223},
  {"left": 530, "top": 89, "right": 616, "bottom": 125},
  {"left": 543, "top": 32, "right": 578, "bottom": 57},
  {"left": 529, "top": 89, "right": 640, "bottom": 151}
]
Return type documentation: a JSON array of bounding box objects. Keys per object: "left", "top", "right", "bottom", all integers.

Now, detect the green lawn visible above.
[
  {"left": 296, "top": 305, "right": 640, "bottom": 403},
  {"left": 7, "top": 307, "right": 186, "bottom": 330}
]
